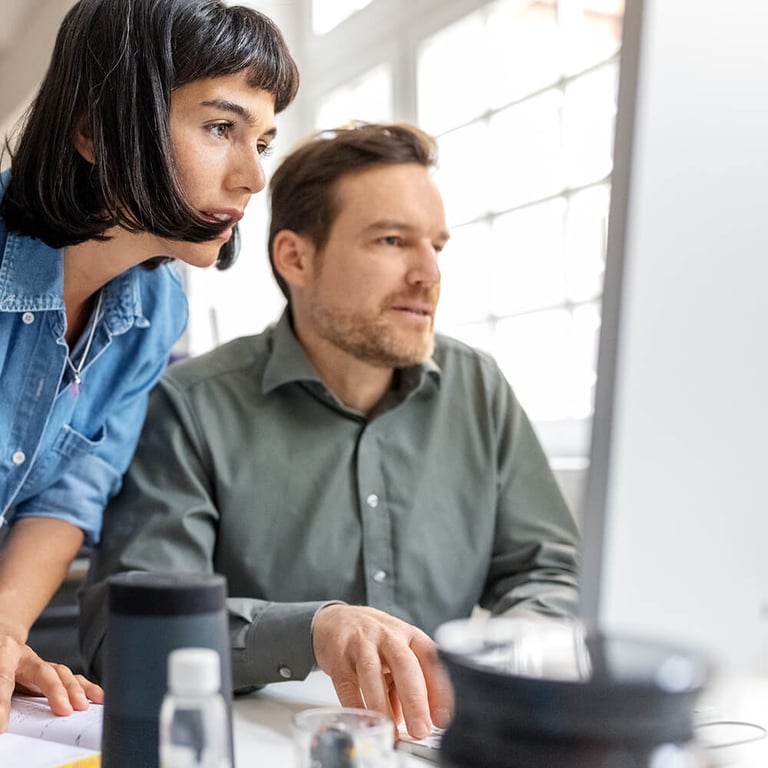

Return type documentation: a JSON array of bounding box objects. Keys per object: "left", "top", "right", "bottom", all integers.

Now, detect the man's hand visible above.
[
  {"left": 311, "top": 604, "right": 453, "bottom": 740},
  {"left": 0, "top": 633, "right": 104, "bottom": 733}
]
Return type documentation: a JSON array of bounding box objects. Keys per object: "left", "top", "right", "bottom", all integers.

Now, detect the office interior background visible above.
[{"left": 0, "top": 0, "right": 624, "bottom": 521}]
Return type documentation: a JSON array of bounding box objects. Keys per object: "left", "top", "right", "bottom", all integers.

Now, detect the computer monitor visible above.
[{"left": 579, "top": 0, "right": 768, "bottom": 677}]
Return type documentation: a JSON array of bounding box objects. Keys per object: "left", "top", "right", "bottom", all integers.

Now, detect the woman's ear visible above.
[
  {"left": 272, "top": 230, "right": 314, "bottom": 290},
  {"left": 73, "top": 118, "right": 95, "bottom": 164}
]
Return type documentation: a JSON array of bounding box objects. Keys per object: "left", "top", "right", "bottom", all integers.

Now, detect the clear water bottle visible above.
[{"left": 159, "top": 647, "right": 233, "bottom": 768}]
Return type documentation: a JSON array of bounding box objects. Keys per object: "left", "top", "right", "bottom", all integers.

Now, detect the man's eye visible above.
[{"left": 381, "top": 236, "right": 401, "bottom": 246}]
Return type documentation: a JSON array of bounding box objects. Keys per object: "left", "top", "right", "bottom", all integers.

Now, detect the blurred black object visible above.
[{"left": 435, "top": 617, "right": 711, "bottom": 768}]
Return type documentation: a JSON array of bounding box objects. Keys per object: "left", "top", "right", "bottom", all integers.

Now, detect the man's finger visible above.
[
  {"left": 354, "top": 648, "right": 390, "bottom": 720},
  {"left": 331, "top": 669, "right": 366, "bottom": 710},
  {"left": 409, "top": 633, "right": 453, "bottom": 728},
  {"left": 387, "top": 676, "right": 404, "bottom": 725},
  {"left": 381, "top": 635, "right": 431, "bottom": 739}
]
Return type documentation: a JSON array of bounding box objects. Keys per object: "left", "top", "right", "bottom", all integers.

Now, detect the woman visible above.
[{"left": 0, "top": 0, "right": 298, "bottom": 729}]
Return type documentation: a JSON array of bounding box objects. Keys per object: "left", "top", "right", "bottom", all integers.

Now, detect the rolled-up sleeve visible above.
[{"left": 13, "top": 350, "right": 171, "bottom": 545}]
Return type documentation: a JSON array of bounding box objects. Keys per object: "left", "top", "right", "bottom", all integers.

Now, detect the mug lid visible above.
[{"left": 107, "top": 572, "right": 227, "bottom": 616}]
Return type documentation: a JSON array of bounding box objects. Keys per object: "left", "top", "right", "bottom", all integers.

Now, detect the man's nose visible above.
[{"left": 408, "top": 240, "right": 441, "bottom": 286}]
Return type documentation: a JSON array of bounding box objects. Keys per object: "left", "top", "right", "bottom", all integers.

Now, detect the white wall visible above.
[{"left": 0, "top": 0, "right": 74, "bottom": 146}]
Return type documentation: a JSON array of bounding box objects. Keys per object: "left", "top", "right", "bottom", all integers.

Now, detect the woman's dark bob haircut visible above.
[{"left": 0, "top": 0, "right": 299, "bottom": 270}]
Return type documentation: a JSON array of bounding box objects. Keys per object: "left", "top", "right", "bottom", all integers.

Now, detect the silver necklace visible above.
[{"left": 66, "top": 289, "right": 103, "bottom": 395}]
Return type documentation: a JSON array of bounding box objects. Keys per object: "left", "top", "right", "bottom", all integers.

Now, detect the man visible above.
[{"left": 80, "top": 123, "right": 580, "bottom": 740}]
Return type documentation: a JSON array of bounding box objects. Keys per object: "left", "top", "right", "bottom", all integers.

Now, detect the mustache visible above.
[{"left": 383, "top": 288, "right": 439, "bottom": 309}]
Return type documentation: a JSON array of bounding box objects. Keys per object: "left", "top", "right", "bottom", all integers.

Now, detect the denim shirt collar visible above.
[{"left": 0, "top": 228, "right": 150, "bottom": 335}]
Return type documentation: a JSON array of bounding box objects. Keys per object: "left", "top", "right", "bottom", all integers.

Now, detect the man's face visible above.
[{"left": 300, "top": 162, "right": 449, "bottom": 369}]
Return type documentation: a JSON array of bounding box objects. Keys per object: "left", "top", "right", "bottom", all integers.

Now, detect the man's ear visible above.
[
  {"left": 73, "top": 118, "right": 95, "bottom": 164},
  {"left": 272, "top": 230, "right": 314, "bottom": 290}
]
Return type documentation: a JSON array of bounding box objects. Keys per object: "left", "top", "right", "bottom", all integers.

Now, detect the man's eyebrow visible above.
[
  {"left": 201, "top": 99, "right": 277, "bottom": 137},
  {"left": 366, "top": 220, "right": 451, "bottom": 243}
]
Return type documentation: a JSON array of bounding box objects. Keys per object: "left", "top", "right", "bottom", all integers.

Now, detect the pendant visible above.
[{"left": 70, "top": 373, "right": 81, "bottom": 396}]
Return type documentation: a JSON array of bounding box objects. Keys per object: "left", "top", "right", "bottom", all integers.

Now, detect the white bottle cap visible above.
[{"left": 167, "top": 647, "right": 221, "bottom": 697}]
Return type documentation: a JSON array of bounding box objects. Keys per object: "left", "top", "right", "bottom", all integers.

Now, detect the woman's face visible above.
[{"left": 160, "top": 71, "right": 277, "bottom": 268}]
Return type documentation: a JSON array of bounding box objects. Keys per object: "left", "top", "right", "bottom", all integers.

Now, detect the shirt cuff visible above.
[{"left": 233, "top": 600, "right": 341, "bottom": 690}]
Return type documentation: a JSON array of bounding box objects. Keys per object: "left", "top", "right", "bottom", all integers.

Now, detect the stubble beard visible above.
[{"left": 308, "top": 300, "right": 436, "bottom": 369}]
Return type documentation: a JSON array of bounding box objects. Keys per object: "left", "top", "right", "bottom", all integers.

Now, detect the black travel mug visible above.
[{"left": 100, "top": 571, "right": 234, "bottom": 768}]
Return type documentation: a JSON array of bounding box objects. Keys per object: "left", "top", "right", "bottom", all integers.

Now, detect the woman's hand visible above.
[{"left": 0, "top": 632, "right": 104, "bottom": 733}]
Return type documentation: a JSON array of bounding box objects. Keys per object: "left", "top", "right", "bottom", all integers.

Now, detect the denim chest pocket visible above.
[
  {"left": 14, "top": 423, "right": 109, "bottom": 505},
  {"left": 53, "top": 422, "right": 108, "bottom": 458}
]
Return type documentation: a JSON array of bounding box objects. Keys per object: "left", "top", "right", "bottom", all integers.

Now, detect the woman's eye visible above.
[
  {"left": 258, "top": 143, "right": 274, "bottom": 157},
  {"left": 207, "top": 122, "right": 233, "bottom": 139}
]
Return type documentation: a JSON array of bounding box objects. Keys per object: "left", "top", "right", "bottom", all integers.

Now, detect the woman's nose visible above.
[{"left": 231, "top": 144, "right": 267, "bottom": 194}]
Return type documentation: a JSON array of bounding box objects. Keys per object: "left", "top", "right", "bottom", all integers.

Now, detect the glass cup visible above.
[{"left": 292, "top": 707, "right": 395, "bottom": 768}]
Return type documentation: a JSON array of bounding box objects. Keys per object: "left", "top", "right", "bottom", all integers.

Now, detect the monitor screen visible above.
[{"left": 579, "top": 0, "right": 768, "bottom": 677}]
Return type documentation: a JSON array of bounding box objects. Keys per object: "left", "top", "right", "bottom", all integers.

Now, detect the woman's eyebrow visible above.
[{"left": 201, "top": 99, "right": 277, "bottom": 136}]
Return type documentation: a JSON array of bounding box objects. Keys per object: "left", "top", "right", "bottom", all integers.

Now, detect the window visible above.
[
  {"left": 214, "top": 0, "right": 624, "bottom": 465},
  {"left": 312, "top": 0, "right": 374, "bottom": 35},
  {"left": 315, "top": 64, "right": 392, "bottom": 129},
  {"left": 416, "top": 1, "right": 622, "bottom": 445}
]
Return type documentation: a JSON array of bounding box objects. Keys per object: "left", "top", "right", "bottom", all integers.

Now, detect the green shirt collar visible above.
[{"left": 262, "top": 309, "right": 442, "bottom": 410}]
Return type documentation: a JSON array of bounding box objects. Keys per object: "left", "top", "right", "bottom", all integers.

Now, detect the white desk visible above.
[
  {"left": 695, "top": 674, "right": 768, "bottom": 767},
  {"left": 233, "top": 671, "right": 429, "bottom": 766},
  {"left": 233, "top": 671, "right": 768, "bottom": 767}
]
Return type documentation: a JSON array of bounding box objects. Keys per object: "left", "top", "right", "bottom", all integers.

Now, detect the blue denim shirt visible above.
[{"left": 0, "top": 177, "right": 188, "bottom": 544}]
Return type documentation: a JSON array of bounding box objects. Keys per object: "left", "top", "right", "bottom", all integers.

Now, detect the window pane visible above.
[
  {"left": 315, "top": 64, "right": 392, "bottom": 129},
  {"left": 496, "top": 310, "right": 573, "bottom": 420},
  {"left": 572, "top": 302, "right": 602, "bottom": 417},
  {"left": 488, "top": 90, "right": 565, "bottom": 211},
  {"left": 312, "top": 0, "right": 374, "bottom": 35},
  {"left": 417, "top": 12, "right": 487, "bottom": 135},
  {"left": 559, "top": 0, "right": 624, "bottom": 74},
  {"left": 435, "top": 221, "right": 494, "bottom": 327},
  {"left": 436, "top": 319, "right": 496, "bottom": 359},
  {"left": 433, "top": 122, "right": 490, "bottom": 224},
  {"left": 562, "top": 63, "right": 618, "bottom": 186},
  {"left": 495, "top": 308, "right": 597, "bottom": 421},
  {"left": 491, "top": 199, "right": 567, "bottom": 316},
  {"left": 487, "top": 0, "right": 560, "bottom": 106},
  {"left": 565, "top": 185, "right": 610, "bottom": 302}
]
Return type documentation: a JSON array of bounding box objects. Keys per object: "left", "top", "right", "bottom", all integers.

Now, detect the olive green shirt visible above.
[{"left": 80, "top": 310, "right": 580, "bottom": 691}]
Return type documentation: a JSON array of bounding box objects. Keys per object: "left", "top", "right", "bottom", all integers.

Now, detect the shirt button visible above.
[
  {"left": 12, "top": 451, "right": 26, "bottom": 466},
  {"left": 278, "top": 665, "right": 293, "bottom": 679},
  {"left": 366, "top": 493, "right": 379, "bottom": 508},
  {"left": 22, "top": 312, "right": 35, "bottom": 324},
  {"left": 372, "top": 570, "right": 387, "bottom": 583}
]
